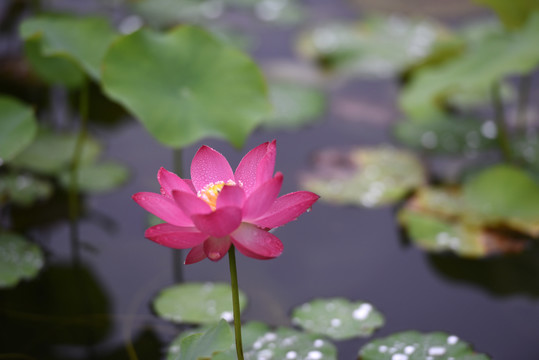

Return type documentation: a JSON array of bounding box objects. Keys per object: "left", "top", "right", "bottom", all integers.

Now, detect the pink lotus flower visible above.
[{"left": 133, "top": 141, "right": 319, "bottom": 264}]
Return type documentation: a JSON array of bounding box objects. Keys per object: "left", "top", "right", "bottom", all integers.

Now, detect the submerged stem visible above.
[
  {"left": 517, "top": 75, "right": 532, "bottom": 129},
  {"left": 171, "top": 148, "right": 184, "bottom": 283},
  {"left": 68, "top": 80, "right": 89, "bottom": 266},
  {"left": 491, "top": 82, "right": 512, "bottom": 162},
  {"left": 228, "top": 245, "right": 244, "bottom": 360}
]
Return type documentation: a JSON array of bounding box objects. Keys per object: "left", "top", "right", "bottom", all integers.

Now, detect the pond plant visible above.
[{"left": 0, "top": 0, "right": 538, "bottom": 359}]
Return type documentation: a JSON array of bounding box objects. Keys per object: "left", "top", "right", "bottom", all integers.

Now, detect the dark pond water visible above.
[{"left": 2, "top": 0, "right": 539, "bottom": 359}]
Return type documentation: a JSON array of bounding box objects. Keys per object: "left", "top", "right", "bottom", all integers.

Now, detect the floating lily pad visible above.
[
  {"left": 474, "top": 0, "right": 539, "bottom": 29},
  {"left": 153, "top": 282, "right": 247, "bottom": 324},
  {"left": 301, "top": 147, "right": 426, "bottom": 207},
  {"left": 59, "top": 161, "right": 129, "bottom": 193},
  {"left": 400, "top": 12, "right": 539, "bottom": 119},
  {"left": 167, "top": 321, "right": 269, "bottom": 360},
  {"left": 393, "top": 116, "right": 496, "bottom": 154},
  {"left": 20, "top": 14, "right": 118, "bottom": 81},
  {"left": 463, "top": 165, "right": 539, "bottom": 222},
  {"left": 0, "top": 173, "right": 53, "bottom": 206},
  {"left": 359, "top": 331, "right": 491, "bottom": 360},
  {"left": 398, "top": 207, "right": 494, "bottom": 257},
  {"left": 10, "top": 129, "right": 101, "bottom": 175},
  {"left": 398, "top": 181, "right": 535, "bottom": 257},
  {"left": 292, "top": 298, "right": 385, "bottom": 340},
  {"left": 262, "top": 82, "right": 325, "bottom": 130},
  {"left": 0, "top": 233, "right": 44, "bottom": 288},
  {"left": 175, "top": 320, "right": 234, "bottom": 360},
  {"left": 297, "top": 16, "right": 454, "bottom": 78},
  {"left": 131, "top": 0, "right": 225, "bottom": 28},
  {"left": 244, "top": 327, "right": 336, "bottom": 360},
  {"left": 0, "top": 96, "right": 37, "bottom": 162},
  {"left": 102, "top": 26, "right": 270, "bottom": 148}
]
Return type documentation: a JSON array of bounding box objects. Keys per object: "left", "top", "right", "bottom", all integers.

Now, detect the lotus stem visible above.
[
  {"left": 68, "top": 79, "right": 89, "bottom": 266},
  {"left": 517, "top": 74, "right": 532, "bottom": 129},
  {"left": 228, "top": 245, "right": 244, "bottom": 360},
  {"left": 491, "top": 81, "right": 512, "bottom": 162}
]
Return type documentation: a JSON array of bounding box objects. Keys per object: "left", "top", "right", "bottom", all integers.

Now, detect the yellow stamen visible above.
[{"left": 197, "top": 180, "right": 236, "bottom": 210}]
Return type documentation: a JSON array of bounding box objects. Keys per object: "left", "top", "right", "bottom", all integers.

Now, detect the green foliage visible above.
[
  {"left": 393, "top": 116, "right": 496, "bottom": 154},
  {"left": 0, "top": 96, "right": 38, "bottom": 162},
  {"left": 243, "top": 327, "right": 337, "bottom": 360},
  {"left": 10, "top": 129, "right": 101, "bottom": 175},
  {"left": 102, "top": 26, "right": 271, "bottom": 148},
  {"left": 0, "top": 173, "right": 53, "bottom": 206},
  {"left": 292, "top": 298, "right": 385, "bottom": 340},
  {"left": 474, "top": 0, "right": 539, "bottom": 29},
  {"left": 174, "top": 320, "right": 234, "bottom": 360},
  {"left": 463, "top": 165, "right": 539, "bottom": 221},
  {"left": 20, "top": 14, "right": 119, "bottom": 81},
  {"left": 297, "top": 15, "right": 456, "bottom": 78},
  {"left": 167, "top": 322, "right": 269, "bottom": 360},
  {"left": 23, "top": 37, "right": 85, "bottom": 88},
  {"left": 359, "top": 331, "right": 491, "bottom": 360},
  {"left": 398, "top": 165, "right": 539, "bottom": 257},
  {"left": 302, "top": 147, "right": 426, "bottom": 207},
  {"left": 0, "top": 233, "right": 44, "bottom": 288},
  {"left": 153, "top": 282, "right": 247, "bottom": 324},
  {"left": 262, "top": 82, "right": 326, "bottom": 130},
  {"left": 59, "top": 161, "right": 129, "bottom": 193},
  {"left": 400, "top": 12, "right": 539, "bottom": 119}
]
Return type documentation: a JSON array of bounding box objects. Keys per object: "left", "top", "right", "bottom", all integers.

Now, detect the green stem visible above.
[
  {"left": 68, "top": 80, "right": 89, "bottom": 266},
  {"left": 491, "top": 82, "right": 512, "bottom": 162},
  {"left": 171, "top": 148, "right": 184, "bottom": 283},
  {"left": 228, "top": 246, "right": 244, "bottom": 360},
  {"left": 516, "top": 74, "right": 532, "bottom": 129}
]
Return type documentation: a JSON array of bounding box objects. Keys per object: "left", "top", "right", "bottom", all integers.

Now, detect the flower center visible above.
[{"left": 197, "top": 180, "right": 236, "bottom": 210}]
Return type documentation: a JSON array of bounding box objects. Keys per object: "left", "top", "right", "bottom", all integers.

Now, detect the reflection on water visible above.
[{"left": 429, "top": 242, "right": 539, "bottom": 298}]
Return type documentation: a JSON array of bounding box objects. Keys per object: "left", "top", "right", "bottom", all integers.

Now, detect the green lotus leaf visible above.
[
  {"left": 167, "top": 321, "right": 269, "bottom": 360},
  {"left": 297, "top": 15, "right": 455, "bottom": 78},
  {"left": 244, "top": 327, "right": 336, "bottom": 360},
  {"left": 292, "top": 298, "right": 385, "bottom": 340},
  {"left": 398, "top": 182, "right": 538, "bottom": 257},
  {"left": 474, "top": 0, "right": 539, "bottom": 29},
  {"left": 0, "top": 96, "right": 38, "bottom": 162},
  {"left": 400, "top": 12, "right": 539, "bottom": 119},
  {"left": 262, "top": 82, "right": 325, "bottom": 130},
  {"left": 359, "top": 331, "right": 491, "bottom": 360},
  {"left": 174, "top": 320, "right": 233, "bottom": 360},
  {"left": 10, "top": 129, "right": 101, "bottom": 175},
  {"left": 153, "top": 282, "right": 247, "bottom": 324},
  {"left": 23, "top": 37, "right": 85, "bottom": 88},
  {"left": 301, "top": 146, "right": 426, "bottom": 207},
  {"left": 398, "top": 206, "right": 491, "bottom": 258},
  {"left": 59, "top": 161, "right": 129, "bottom": 193},
  {"left": 393, "top": 116, "right": 496, "bottom": 154},
  {"left": 20, "top": 14, "right": 119, "bottom": 81},
  {"left": 131, "top": 0, "right": 225, "bottom": 28},
  {"left": 0, "top": 173, "right": 53, "bottom": 206},
  {"left": 102, "top": 26, "right": 270, "bottom": 148},
  {"left": 463, "top": 165, "right": 539, "bottom": 222},
  {"left": 0, "top": 233, "right": 44, "bottom": 288}
]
